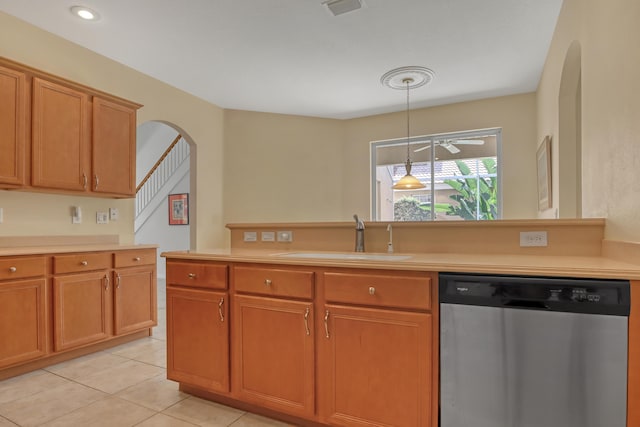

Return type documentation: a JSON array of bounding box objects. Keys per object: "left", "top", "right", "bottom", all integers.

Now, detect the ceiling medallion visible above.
[{"left": 380, "top": 66, "right": 435, "bottom": 90}]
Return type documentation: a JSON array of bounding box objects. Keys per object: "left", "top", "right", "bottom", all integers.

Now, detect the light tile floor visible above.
[{"left": 0, "top": 280, "right": 291, "bottom": 427}]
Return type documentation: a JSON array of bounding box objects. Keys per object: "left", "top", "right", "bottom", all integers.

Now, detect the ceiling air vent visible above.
[{"left": 323, "top": 0, "right": 362, "bottom": 16}]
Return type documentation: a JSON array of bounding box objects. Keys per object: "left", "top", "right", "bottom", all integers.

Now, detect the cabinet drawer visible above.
[
  {"left": 234, "top": 266, "right": 314, "bottom": 300},
  {"left": 167, "top": 261, "right": 228, "bottom": 290},
  {"left": 53, "top": 252, "right": 111, "bottom": 274},
  {"left": 323, "top": 271, "right": 431, "bottom": 310},
  {"left": 0, "top": 257, "right": 46, "bottom": 280},
  {"left": 114, "top": 249, "right": 156, "bottom": 268}
]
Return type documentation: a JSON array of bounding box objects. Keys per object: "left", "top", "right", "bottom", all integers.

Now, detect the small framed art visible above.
[{"left": 168, "top": 193, "right": 189, "bottom": 225}]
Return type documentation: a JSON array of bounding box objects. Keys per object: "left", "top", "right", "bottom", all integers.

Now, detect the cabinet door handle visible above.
[
  {"left": 304, "top": 307, "right": 311, "bottom": 336},
  {"left": 94, "top": 174, "right": 99, "bottom": 190},
  {"left": 82, "top": 173, "right": 87, "bottom": 189},
  {"left": 81, "top": 261, "right": 88, "bottom": 266},
  {"left": 9, "top": 266, "right": 17, "bottom": 273},
  {"left": 218, "top": 298, "right": 225, "bottom": 322},
  {"left": 188, "top": 273, "right": 196, "bottom": 279},
  {"left": 104, "top": 275, "right": 110, "bottom": 290},
  {"left": 116, "top": 273, "right": 121, "bottom": 289},
  {"left": 324, "top": 310, "right": 330, "bottom": 339},
  {"left": 264, "top": 279, "right": 272, "bottom": 286}
]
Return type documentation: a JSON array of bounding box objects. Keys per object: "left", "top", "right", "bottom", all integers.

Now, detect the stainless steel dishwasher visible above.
[{"left": 439, "top": 272, "right": 630, "bottom": 427}]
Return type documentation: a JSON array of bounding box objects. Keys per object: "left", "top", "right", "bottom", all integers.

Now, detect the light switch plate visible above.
[
  {"left": 261, "top": 231, "right": 275, "bottom": 242},
  {"left": 243, "top": 231, "right": 257, "bottom": 242},
  {"left": 0, "top": 208, "right": 3, "bottom": 224},
  {"left": 96, "top": 211, "right": 109, "bottom": 224}
]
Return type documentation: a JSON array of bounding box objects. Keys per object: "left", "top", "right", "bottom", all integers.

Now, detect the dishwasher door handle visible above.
[{"left": 503, "top": 299, "right": 550, "bottom": 310}]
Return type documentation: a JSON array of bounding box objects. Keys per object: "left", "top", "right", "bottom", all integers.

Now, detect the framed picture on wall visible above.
[
  {"left": 168, "top": 193, "right": 189, "bottom": 225},
  {"left": 537, "top": 136, "right": 552, "bottom": 211}
]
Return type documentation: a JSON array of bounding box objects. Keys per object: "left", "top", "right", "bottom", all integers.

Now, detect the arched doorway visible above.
[{"left": 134, "top": 120, "right": 196, "bottom": 279}]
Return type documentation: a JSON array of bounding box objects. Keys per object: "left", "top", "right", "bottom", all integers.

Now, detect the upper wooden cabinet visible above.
[
  {"left": 0, "top": 57, "right": 142, "bottom": 198},
  {"left": 0, "top": 64, "right": 27, "bottom": 187},
  {"left": 92, "top": 97, "right": 137, "bottom": 196},
  {"left": 31, "top": 77, "right": 90, "bottom": 192}
]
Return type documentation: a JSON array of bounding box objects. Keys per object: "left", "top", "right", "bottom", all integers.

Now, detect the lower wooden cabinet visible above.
[
  {"left": 114, "top": 266, "right": 157, "bottom": 335},
  {"left": 0, "top": 247, "right": 157, "bottom": 377},
  {"left": 53, "top": 270, "right": 111, "bottom": 351},
  {"left": 167, "top": 286, "right": 229, "bottom": 393},
  {"left": 318, "top": 304, "right": 432, "bottom": 427},
  {"left": 165, "top": 260, "right": 436, "bottom": 427},
  {"left": 0, "top": 278, "right": 47, "bottom": 369},
  {"left": 232, "top": 294, "right": 315, "bottom": 418}
]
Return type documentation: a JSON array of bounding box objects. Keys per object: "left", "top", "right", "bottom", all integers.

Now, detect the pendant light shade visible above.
[{"left": 381, "top": 67, "right": 434, "bottom": 190}]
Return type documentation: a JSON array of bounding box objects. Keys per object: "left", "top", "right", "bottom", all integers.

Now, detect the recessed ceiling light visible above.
[{"left": 70, "top": 6, "right": 100, "bottom": 21}]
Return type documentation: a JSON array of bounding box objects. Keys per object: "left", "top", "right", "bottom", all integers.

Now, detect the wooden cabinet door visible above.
[
  {"left": 318, "top": 304, "right": 432, "bottom": 427},
  {"left": 92, "top": 97, "right": 136, "bottom": 197},
  {"left": 114, "top": 266, "right": 157, "bottom": 335},
  {"left": 167, "top": 287, "right": 229, "bottom": 393},
  {"left": 0, "top": 65, "right": 26, "bottom": 186},
  {"left": 53, "top": 271, "right": 111, "bottom": 351},
  {"left": 32, "top": 77, "right": 90, "bottom": 192},
  {"left": 0, "top": 279, "right": 47, "bottom": 368},
  {"left": 232, "top": 294, "right": 315, "bottom": 418}
]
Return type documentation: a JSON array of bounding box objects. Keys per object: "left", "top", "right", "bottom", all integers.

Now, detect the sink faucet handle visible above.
[
  {"left": 387, "top": 224, "right": 394, "bottom": 253},
  {"left": 353, "top": 214, "right": 365, "bottom": 230}
]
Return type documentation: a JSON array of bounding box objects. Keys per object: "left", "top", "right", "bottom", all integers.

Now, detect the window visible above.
[{"left": 371, "top": 129, "right": 501, "bottom": 221}]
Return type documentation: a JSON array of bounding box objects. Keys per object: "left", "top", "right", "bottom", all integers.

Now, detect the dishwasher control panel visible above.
[{"left": 440, "top": 273, "right": 630, "bottom": 316}]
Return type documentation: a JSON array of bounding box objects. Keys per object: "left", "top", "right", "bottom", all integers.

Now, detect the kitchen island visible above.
[{"left": 163, "top": 219, "right": 640, "bottom": 427}]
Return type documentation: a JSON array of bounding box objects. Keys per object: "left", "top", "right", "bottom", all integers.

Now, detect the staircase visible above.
[{"left": 135, "top": 135, "right": 190, "bottom": 232}]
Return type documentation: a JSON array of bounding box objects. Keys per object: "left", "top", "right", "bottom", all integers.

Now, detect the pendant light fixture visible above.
[{"left": 381, "top": 67, "right": 435, "bottom": 190}]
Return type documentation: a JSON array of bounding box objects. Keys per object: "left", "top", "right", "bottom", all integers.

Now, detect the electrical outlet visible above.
[
  {"left": 520, "top": 231, "right": 548, "bottom": 247},
  {"left": 243, "top": 231, "right": 257, "bottom": 242},
  {"left": 277, "top": 231, "right": 293, "bottom": 242},
  {"left": 0, "top": 208, "right": 3, "bottom": 224},
  {"left": 96, "top": 211, "right": 109, "bottom": 224},
  {"left": 109, "top": 208, "right": 119, "bottom": 221}
]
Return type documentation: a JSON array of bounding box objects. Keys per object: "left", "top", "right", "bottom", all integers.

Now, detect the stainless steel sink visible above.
[{"left": 274, "top": 252, "right": 412, "bottom": 261}]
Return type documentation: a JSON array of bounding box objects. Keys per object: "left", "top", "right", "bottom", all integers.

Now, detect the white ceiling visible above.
[{"left": 0, "top": 0, "right": 563, "bottom": 119}]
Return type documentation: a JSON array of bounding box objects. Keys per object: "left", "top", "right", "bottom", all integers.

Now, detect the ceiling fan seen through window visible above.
[{"left": 414, "top": 139, "right": 485, "bottom": 154}]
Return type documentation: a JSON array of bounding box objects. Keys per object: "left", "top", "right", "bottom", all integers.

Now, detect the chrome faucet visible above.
[
  {"left": 387, "top": 224, "right": 393, "bottom": 253},
  {"left": 353, "top": 214, "right": 365, "bottom": 252}
]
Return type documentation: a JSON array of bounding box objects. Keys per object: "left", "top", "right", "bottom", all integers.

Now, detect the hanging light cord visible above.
[{"left": 402, "top": 77, "right": 413, "bottom": 168}]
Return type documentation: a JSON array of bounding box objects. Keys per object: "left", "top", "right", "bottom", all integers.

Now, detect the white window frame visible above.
[{"left": 370, "top": 128, "right": 503, "bottom": 221}]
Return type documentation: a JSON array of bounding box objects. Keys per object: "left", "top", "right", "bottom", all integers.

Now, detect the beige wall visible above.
[
  {"left": 537, "top": 0, "right": 640, "bottom": 241},
  {"left": 0, "top": 12, "right": 225, "bottom": 250},
  {"left": 223, "top": 94, "right": 537, "bottom": 226}
]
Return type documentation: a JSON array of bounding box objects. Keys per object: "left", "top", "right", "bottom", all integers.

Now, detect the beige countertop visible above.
[
  {"left": 161, "top": 248, "right": 640, "bottom": 280},
  {"left": 0, "top": 243, "right": 158, "bottom": 257}
]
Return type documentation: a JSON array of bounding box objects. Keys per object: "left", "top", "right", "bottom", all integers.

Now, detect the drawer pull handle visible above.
[
  {"left": 188, "top": 273, "right": 197, "bottom": 279},
  {"left": 81, "top": 261, "right": 88, "bottom": 266},
  {"left": 9, "top": 266, "right": 17, "bottom": 273},
  {"left": 264, "top": 279, "right": 272, "bottom": 286},
  {"left": 218, "top": 298, "right": 225, "bottom": 322},
  {"left": 369, "top": 286, "right": 376, "bottom": 295},
  {"left": 304, "top": 307, "right": 311, "bottom": 336},
  {"left": 324, "top": 310, "right": 330, "bottom": 339},
  {"left": 134, "top": 257, "right": 141, "bottom": 261}
]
